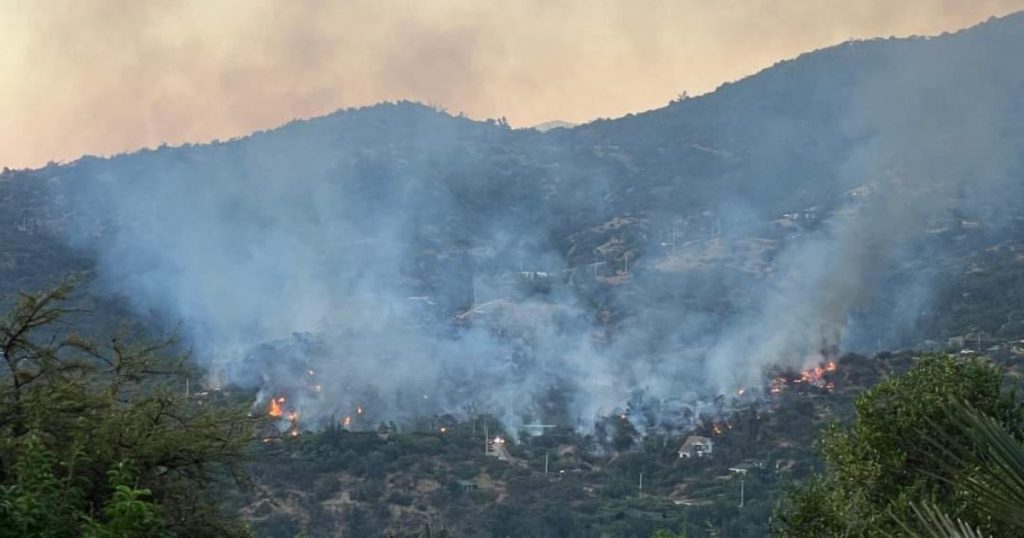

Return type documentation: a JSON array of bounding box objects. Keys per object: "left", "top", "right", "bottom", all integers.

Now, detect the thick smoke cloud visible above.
[
  {"left": 47, "top": 16, "right": 1023, "bottom": 436},
  {"left": 705, "top": 30, "right": 1023, "bottom": 391}
]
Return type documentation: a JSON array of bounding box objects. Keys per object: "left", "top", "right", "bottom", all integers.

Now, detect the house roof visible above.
[{"left": 679, "top": 435, "right": 713, "bottom": 451}]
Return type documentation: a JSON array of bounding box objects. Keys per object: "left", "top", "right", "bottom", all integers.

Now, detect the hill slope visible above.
[{"left": 1, "top": 12, "right": 1023, "bottom": 429}]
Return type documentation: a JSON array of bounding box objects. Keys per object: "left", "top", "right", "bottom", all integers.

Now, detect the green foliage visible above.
[
  {"left": 901, "top": 502, "right": 988, "bottom": 538},
  {"left": 0, "top": 435, "right": 80, "bottom": 536},
  {"left": 774, "top": 354, "right": 1024, "bottom": 537},
  {"left": 893, "top": 399, "right": 1024, "bottom": 537},
  {"left": 81, "top": 462, "right": 165, "bottom": 537},
  {"left": 0, "top": 437, "right": 166, "bottom": 537},
  {"left": 0, "top": 283, "right": 255, "bottom": 536},
  {"left": 772, "top": 477, "right": 845, "bottom": 537}
]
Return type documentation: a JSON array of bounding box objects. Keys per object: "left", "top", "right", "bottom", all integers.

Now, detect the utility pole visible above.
[
  {"left": 484, "top": 423, "right": 489, "bottom": 455},
  {"left": 544, "top": 452, "right": 549, "bottom": 475},
  {"left": 185, "top": 377, "right": 190, "bottom": 398},
  {"left": 739, "top": 476, "right": 745, "bottom": 508},
  {"left": 638, "top": 472, "right": 643, "bottom": 495}
]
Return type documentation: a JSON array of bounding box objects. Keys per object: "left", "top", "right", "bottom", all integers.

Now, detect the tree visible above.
[
  {"left": 0, "top": 282, "right": 256, "bottom": 536},
  {"left": 82, "top": 462, "right": 166, "bottom": 538},
  {"left": 0, "top": 436, "right": 166, "bottom": 537},
  {"left": 774, "top": 354, "right": 1024, "bottom": 537},
  {"left": 0, "top": 434, "right": 82, "bottom": 536},
  {"left": 896, "top": 399, "right": 1024, "bottom": 537}
]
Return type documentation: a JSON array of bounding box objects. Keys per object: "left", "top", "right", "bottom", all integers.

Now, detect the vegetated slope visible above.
[
  {"left": 1, "top": 10, "right": 1024, "bottom": 538},
  {"left": 2, "top": 13, "right": 1022, "bottom": 347},
  {"left": 234, "top": 351, "right": 914, "bottom": 537}
]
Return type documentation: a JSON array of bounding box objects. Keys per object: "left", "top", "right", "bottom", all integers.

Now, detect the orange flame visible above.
[
  {"left": 800, "top": 360, "right": 838, "bottom": 386},
  {"left": 770, "top": 360, "right": 839, "bottom": 394},
  {"left": 342, "top": 416, "right": 351, "bottom": 428},
  {"left": 268, "top": 398, "right": 283, "bottom": 418}
]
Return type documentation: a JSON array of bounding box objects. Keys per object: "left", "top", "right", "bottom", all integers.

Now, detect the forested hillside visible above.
[{"left": 2, "top": 10, "right": 1024, "bottom": 537}]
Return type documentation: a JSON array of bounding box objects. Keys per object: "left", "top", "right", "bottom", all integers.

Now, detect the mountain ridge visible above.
[
  {"left": 8, "top": 10, "right": 1021, "bottom": 173},
  {"left": 1, "top": 8, "right": 1023, "bottom": 425}
]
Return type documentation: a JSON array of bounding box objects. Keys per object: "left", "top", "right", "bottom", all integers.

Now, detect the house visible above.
[
  {"left": 455, "top": 479, "right": 478, "bottom": 492},
  {"left": 678, "top": 435, "right": 713, "bottom": 459}
]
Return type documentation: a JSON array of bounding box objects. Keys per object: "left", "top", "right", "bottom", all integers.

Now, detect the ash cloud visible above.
[
  {"left": 705, "top": 26, "right": 1023, "bottom": 391},
  {"left": 45, "top": 15, "right": 1024, "bottom": 437}
]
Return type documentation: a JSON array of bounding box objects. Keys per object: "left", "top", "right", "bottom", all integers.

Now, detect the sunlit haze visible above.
[{"left": 2, "top": 0, "right": 1023, "bottom": 168}]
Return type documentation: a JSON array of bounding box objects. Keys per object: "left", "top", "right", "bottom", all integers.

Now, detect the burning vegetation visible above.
[
  {"left": 769, "top": 360, "right": 839, "bottom": 394},
  {"left": 268, "top": 396, "right": 285, "bottom": 418}
]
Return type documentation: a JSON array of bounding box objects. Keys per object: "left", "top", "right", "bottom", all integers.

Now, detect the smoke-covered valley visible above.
[{"left": 4, "top": 13, "right": 1024, "bottom": 438}]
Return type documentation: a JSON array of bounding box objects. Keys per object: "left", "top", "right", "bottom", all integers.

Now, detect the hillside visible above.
[{"left": 2, "top": 11, "right": 1024, "bottom": 536}]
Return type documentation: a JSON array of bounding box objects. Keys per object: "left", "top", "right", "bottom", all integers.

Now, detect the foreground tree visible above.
[
  {"left": 774, "top": 354, "right": 1024, "bottom": 537},
  {"left": 896, "top": 399, "right": 1024, "bottom": 537},
  {"left": 0, "top": 281, "right": 256, "bottom": 536}
]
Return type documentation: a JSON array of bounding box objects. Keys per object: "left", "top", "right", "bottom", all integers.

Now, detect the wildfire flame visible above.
[
  {"left": 268, "top": 398, "right": 283, "bottom": 418},
  {"left": 439, "top": 426, "right": 447, "bottom": 433},
  {"left": 770, "top": 360, "right": 839, "bottom": 394},
  {"left": 800, "top": 361, "right": 838, "bottom": 384},
  {"left": 356, "top": 405, "right": 364, "bottom": 415},
  {"left": 342, "top": 416, "right": 351, "bottom": 428}
]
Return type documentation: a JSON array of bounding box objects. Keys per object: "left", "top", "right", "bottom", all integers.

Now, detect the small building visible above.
[
  {"left": 728, "top": 460, "right": 766, "bottom": 475},
  {"left": 728, "top": 466, "right": 749, "bottom": 476},
  {"left": 678, "top": 435, "right": 714, "bottom": 459},
  {"left": 455, "top": 479, "right": 479, "bottom": 492}
]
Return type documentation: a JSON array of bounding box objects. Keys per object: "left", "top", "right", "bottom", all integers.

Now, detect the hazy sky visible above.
[{"left": 2, "top": 0, "right": 1023, "bottom": 169}]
